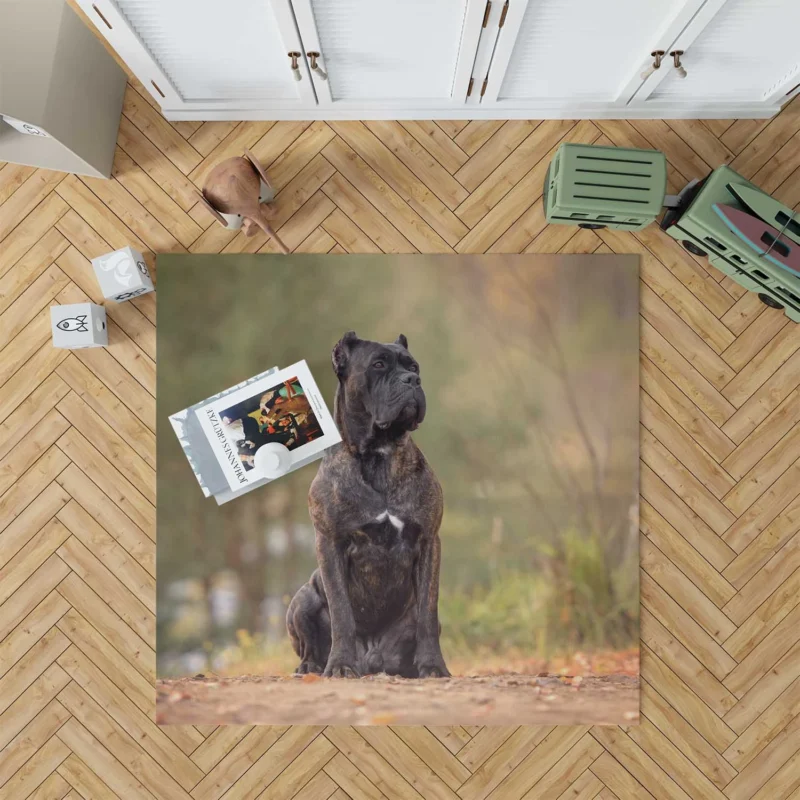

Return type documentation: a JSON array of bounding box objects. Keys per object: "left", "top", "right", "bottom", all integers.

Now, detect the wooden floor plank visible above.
[
  {"left": 643, "top": 609, "right": 737, "bottom": 717},
  {"left": 0, "top": 193, "right": 69, "bottom": 277},
  {"left": 56, "top": 427, "right": 154, "bottom": 539},
  {"left": 249, "top": 121, "right": 312, "bottom": 175},
  {"left": 57, "top": 752, "right": 121, "bottom": 800},
  {"left": 641, "top": 392, "right": 735, "bottom": 500},
  {"left": 454, "top": 119, "right": 577, "bottom": 230},
  {"left": 640, "top": 500, "right": 735, "bottom": 608},
  {"left": 365, "top": 121, "right": 468, "bottom": 210},
  {"left": 121, "top": 85, "right": 202, "bottom": 175},
  {"left": 329, "top": 121, "right": 468, "bottom": 247},
  {"left": 641, "top": 680, "right": 737, "bottom": 790},
  {"left": 0, "top": 228, "right": 68, "bottom": 317},
  {"left": 0, "top": 169, "right": 66, "bottom": 243},
  {"left": 0, "top": 555, "right": 70, "bottom": 643},
  {"left": 454, "top": 121, "right": 506, "bottom": 155},
  {"left": 322, "top": 137, "right": 452, "bottom": 253},
  {"left": 56, "top": 716, "right": 157, "bottom": 800},
  {"left": 56, "top": 570, "right": 153, "bottom": 680},
  {"left": 55, "top": 468, "right": 155, "bottom": 578},
  {"left": 189, "top": 726, "right": 288, "bottom": 800},
  {"left": 116, "top": 116, "right": 201, "bottom": 212},
  {"left": 111, "top": 148, "right": 203, "bottom": 248},
  {"left": 57, "top": 680, "right": 199, "bottom": 797},
  {"left": 264, "top": 122, "right": 336, "bottom": 192},
  {"left": 0, "top": 163, "right": 36, "bottom": 206},
  {"left": 400, "top": 121, "right": 469, "bottom": 175},
  {"left": 641, "top": 537, "right": 735, "bottom": 643}
]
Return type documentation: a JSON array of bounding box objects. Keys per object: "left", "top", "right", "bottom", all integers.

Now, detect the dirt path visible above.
[{"left": 156, "top": 673, "right": 639, "bottom": 726}]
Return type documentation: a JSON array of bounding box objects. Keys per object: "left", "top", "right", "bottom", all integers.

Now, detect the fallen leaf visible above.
[
  {"left": 371, "top": 713, "right": 396, "bottom": 724},
  {"left": 301, "top": 673, "right": 322, "bottom": 683}
]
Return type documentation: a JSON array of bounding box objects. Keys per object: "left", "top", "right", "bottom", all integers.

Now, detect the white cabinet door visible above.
[
  {"left": 289, "top": 0, "right": 486, "bottom": 110},
  {"left": 76, "top": 0, "right": 316, "bottom": 113},
  {"left": 632, "top": 0, "right": 800, "bottom": 110},
  {"left": 479, "top": 0, "right": 707, "bottom": 111}
]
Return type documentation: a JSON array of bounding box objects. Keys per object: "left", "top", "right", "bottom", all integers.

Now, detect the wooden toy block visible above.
[
  {"left": 51, "top": 302, "right": 107, "bottom": 349},
  {"left": 91, "top": 245, "right": 154, "bottom": 302}
]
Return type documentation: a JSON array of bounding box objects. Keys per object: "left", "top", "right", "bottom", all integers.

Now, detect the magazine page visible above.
[
  {"left": 169, "top": 366, "right": 281, "bottom": 497},
  {"left": 194, "top": 360, "right": 340, "bottom": 492}
]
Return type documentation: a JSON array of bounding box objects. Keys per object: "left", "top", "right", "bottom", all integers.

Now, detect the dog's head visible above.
[{"left": 332, "top": 331, "right": 426, "bottom": 436}]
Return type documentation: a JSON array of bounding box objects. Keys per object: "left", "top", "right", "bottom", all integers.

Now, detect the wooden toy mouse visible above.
[{"left": 197, "top": 148, "right": 290, "bottom": 254}]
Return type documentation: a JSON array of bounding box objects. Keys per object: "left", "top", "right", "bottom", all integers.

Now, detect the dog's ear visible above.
[
  {"left": 395, "top": 334, "right": 408, "bottom": 349},
  {"left": 332, "top": 331, "right": 359, "bottom": 377}
]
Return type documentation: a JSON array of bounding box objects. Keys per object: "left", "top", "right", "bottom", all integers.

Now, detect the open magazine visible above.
[{"left": 169, "top": 361, "right": 341, "bottom": 504}]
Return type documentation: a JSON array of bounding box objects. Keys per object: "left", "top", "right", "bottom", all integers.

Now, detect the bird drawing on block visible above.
[{"left": 198, "top": 148, "right": 290, "bottom": 254}]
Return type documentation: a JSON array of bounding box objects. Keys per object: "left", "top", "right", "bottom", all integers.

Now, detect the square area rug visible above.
[{"left": 156, "top": 253, "right": 640, "bottom": 726}]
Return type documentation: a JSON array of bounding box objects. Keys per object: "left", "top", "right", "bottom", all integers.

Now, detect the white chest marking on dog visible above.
[{"left": 375, "top": 510, "right": 404, "bottom": 532}]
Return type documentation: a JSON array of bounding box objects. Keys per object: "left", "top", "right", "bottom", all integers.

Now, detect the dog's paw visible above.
[
  {"left": 323, "top": 659, "right": 361, "bottom": 679},
  {"left": 417, "top": 662, "right": 451, "bottom": 679},
  {"left": 295, "top": 661, "right": 323, "bottom": 675}
]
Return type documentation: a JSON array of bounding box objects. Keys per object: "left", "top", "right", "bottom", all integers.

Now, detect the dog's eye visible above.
[
  {"left": 409, "top": 363, "right": 419, "bottom": 373},
  {"left": 373, "top": 360, "right": 385, "bottom": 369}
]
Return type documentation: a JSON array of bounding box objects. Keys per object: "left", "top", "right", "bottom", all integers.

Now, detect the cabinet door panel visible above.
[
  {"left": 646, "top": 0, "right": 800, "bottom": 104},
  {"left": 78, "top": 0, "right": 314, "bottom": 110},
  {"left": 292, "top": 0, "right": 480, "bottom": 106},
  {"left": 494, "top": 0, "right": 696, "bottom": 102},
  {"left": 482, "top": 0, "right": 705, "bottom": 107}
]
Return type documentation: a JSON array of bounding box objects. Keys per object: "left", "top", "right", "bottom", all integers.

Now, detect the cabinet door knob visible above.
[
  {"left": 307, "top": 52, "right": 328, "bottom": 81},
  {"left": 670, "top": 50, "right": 687, "bottom": 79},
  {"left": 641, "top": 50, "right": 665, "bottom": 81},
  {"left": 288, "top": 52, "right": 302, "bottom": 81}
]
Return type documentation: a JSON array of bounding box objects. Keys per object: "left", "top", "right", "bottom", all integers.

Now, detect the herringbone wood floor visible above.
[{"left": 2, "top": 59, "right": 800, "bottom": 799}]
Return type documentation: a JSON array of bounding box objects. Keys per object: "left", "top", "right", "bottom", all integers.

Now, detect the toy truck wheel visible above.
[
  {"left": 758, "top": 293, "right": 784, "bottom": 310},
  {"left": 682, "top": 240, "right": 707, "bottom": 257},
  {"left": 578, "top": 223, "right": 606, "bottom": 230}
]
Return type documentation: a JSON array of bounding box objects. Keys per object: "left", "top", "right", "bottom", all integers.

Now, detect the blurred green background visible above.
[{"left": 156, "top": 254, "right": 639, "bottom": 677}]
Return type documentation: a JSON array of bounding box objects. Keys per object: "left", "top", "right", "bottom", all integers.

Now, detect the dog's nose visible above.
[{"left": 401, "top": 373, "right": 420, "bottom": 386}]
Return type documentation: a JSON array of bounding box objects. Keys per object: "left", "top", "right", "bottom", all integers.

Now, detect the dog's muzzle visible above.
[{"left": 373, "top": 376, "right": 426, "bottom": 432}]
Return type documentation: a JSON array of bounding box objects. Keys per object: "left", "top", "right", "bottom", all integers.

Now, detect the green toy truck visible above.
[{"left": 544, "top": 142, "right": 800, "bottom": 322}]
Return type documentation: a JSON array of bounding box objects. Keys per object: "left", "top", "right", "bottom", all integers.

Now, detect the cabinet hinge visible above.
[
  {"left": 499, "top": 0, "right": 509, "bottom": 27},
  {"left": 467, "top": 77, "right": 474, "bottom": 97},
  {"left": 482, "top": 0, "right": 491, "bottom": 27},
  {"left": 480, "top": 77, "right": 488, "bottom": 97}
]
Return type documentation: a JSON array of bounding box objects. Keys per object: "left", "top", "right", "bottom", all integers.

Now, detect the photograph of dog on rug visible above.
[{"left": 155, "top": 254, "right": 640, "bottom": 726}]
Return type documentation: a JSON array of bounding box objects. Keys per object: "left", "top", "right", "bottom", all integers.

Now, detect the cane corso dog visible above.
[{"left": 286, "top": 331, "right": 449, "bottom": 678}]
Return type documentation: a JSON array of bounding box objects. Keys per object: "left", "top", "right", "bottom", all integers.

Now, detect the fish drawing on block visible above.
[
  {"left": 712, "top": 204, "right": 800, "bottom": 277},
  {"left": 57, "top": 315, "right": 89, "bottom": 332},
  {"left": 727, "top": 183, "right": 800, "bottom": 246}
]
